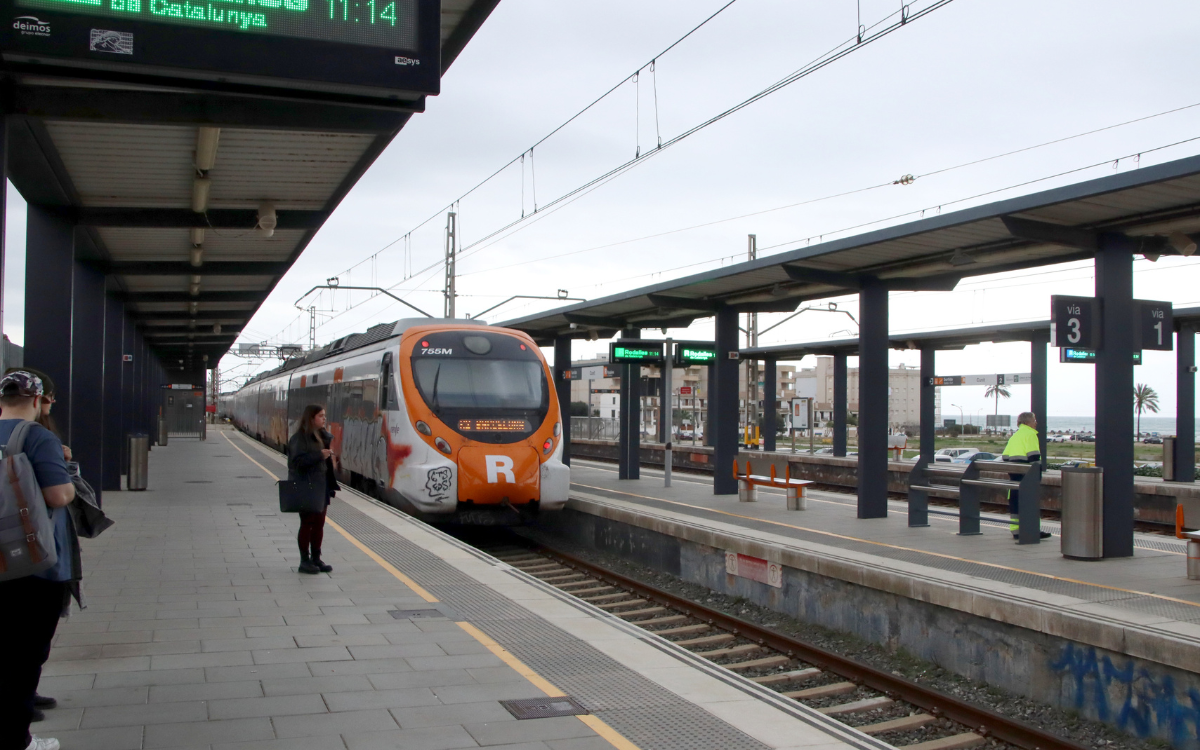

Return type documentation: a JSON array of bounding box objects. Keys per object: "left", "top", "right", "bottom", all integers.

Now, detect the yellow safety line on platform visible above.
[
  {"left": 221, "top": 431, "right": 282, "bottom": 480},
  {"left": 573, "top": 482, "right": 1200, "bottom": 609},
  {"left": 458, "top": 622, "right": 641, "bottom": 750}
]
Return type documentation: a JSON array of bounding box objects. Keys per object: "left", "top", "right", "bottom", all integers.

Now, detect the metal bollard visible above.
[
  {"left": 158, "top": 418, "right": 169, "bottom": 447},
  {"left": 1164, "top": 437, "right": 1176, "bottom": 482},
  {"left": 786, "top": 486, "right": 807, "bottom": 511},
  {"left": 1189, "top": 539, "right": 1200, "bottom": 580},
  {"left": 738, "top": 480, "right": 757, "bottom": 503},
  {"left": 128, "top": 433, "right": 149, "bottom": 491}
]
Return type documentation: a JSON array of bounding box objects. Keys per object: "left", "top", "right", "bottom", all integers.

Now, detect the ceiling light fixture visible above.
[
  {"left": 195, "top": 127, "right": 221, "bottom": 172},
  {"left": 257, "top": 202, "right": 277, "bottom": 237},
  {"left": 191, "top": 176, "right": 211, "bottom": 213},
  {"left": 948, "top": 249, "right": 977, "bottom": 267},
  {"left": 1168, "top": 231, "right": 1197, "bottom": 256}
]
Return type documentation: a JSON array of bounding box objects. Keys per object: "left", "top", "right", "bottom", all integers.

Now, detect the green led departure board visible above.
[
  {"left": 17, "top": 0, "right": 417, "bottom": 47},
  {"left": 674, "top": 342, "right": 717, "bottom": 366},
  {"left": 609, "top": 342, "right": 664, "bottom": 364},
  {"left": 1060, "top": 348, "right": 1142, "bottom": 365}
]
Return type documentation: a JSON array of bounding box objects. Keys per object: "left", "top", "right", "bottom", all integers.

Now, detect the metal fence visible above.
[{"left": 571, "top": 417, "right": 622, "bottom": 441}]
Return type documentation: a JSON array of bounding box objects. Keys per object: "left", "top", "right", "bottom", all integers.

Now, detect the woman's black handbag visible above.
[{"left": 278, "top": 480, "right": 326, "bottom": 513}]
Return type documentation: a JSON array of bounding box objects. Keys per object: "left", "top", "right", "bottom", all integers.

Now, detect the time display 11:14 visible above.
[{"left": 328, "top": 0, "right": 396, "bottom": 24}]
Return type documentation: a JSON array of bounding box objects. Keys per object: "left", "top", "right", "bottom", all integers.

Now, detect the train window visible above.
[{"left": 412, "top": 359, "right": 546, "bottom": 411}]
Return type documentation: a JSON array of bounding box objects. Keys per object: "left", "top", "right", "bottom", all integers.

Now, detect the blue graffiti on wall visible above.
[{"left": 1050, "top": 643, "right": 1200, "bottom": 745}]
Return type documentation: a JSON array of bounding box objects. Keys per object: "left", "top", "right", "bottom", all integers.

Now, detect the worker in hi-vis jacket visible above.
[{"left": 1001, "top": 412, "right": 1051, "bottom": 540}]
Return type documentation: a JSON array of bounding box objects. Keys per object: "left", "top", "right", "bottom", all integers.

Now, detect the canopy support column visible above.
[
  {"left": 1176, "top": 323, "right": 1196, "bottom": 483},
  {"left": 714, "top": 306, "right": 739, "bottom": 494},
  {"left": 71, "top": 261, "right": 106, "bottom": 501},
  {"left": 857, "top": 278, "right": 889, "bottom": 518},
  {"left": 618, "top": 328, "right": 641, "bottom": 480},
  {"left": 1031, "top": 331, "right": 1049, "bottom": 468},
  {"left": 553, "top": 335, "right": 572, "bottom": 467},
  {"left": 919, "top": 347, "right": 935, "bottom": 463},
  {"left": 24, "top": 205, "right": 76, "bottom": 437},
  {"left": 1095, "top": 235, "right": 1135, "bottom": 558},
  {"left": 833, "top": 352, "right": 848, "bottom": 457},
  {"left": 763, "top": 358, "right": 777, "bottom": 452},
  {"left": 101, "top": 296, "right": 126, "bottom": 491}
]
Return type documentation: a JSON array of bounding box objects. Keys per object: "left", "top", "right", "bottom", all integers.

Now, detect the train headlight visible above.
[
  {"left": 415, "top": 421, "right": 432, "bottom": 436},
  {"left": 553, "top": 422, "right": 561, "bottom": 437},
  {"left": 435, "top": 437, "right": 452, "bottom": 455},
  {"left": 543, "top": 438, "right": 554, "bottom": 455}
]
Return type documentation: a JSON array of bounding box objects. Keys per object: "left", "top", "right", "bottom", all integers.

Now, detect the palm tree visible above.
[
  {"left": 1133, "top": 383, "right": 1160, "bottom": 437},
  {"left": 984, "top": 384, "right": 1011, "bottom": 432}
]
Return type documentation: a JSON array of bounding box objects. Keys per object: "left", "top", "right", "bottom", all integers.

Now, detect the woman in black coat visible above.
[{"left": 288, "top": 404, "right": 338, "bottom": 574}]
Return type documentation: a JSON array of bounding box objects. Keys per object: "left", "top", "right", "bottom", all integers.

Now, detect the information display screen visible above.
[
  {"left": 674, "top": 342, "right": 717, "bottom": 366},
  {"left": 609, "top": 342, "right": 664, "bottom": 364},
  {"left": 0, "top": 0, "right": 439, "bottom": 99},
  {"left": 1060, "top": 348, "right": 1142, "bottom": 364},
  {"left": 457, "top": 419, "right": 529, "bottom": 433},
  {"left": 17, "top": 0, "right": 417, "bottom": 48}
]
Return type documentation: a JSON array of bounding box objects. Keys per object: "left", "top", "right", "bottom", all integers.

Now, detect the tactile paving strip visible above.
[{"left": 327, "top": 501, "right": 774, "bottom": 750}]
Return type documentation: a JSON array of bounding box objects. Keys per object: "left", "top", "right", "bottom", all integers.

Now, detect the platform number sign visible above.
[
  {"left": 1134, "top": 299, "right": 1173, "bottom": 351},
  {"left": 1050, "top": 295, "right": 1099, "bottom": 349}
]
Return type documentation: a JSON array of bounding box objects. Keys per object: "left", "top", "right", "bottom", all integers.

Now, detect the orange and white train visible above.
[{"left": 226, "top": 319, "right": 569, "bottom": 524}]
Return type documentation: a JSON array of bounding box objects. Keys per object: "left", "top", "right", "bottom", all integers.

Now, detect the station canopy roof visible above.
[
  {"left": 500, "top": 155, "right": 1200, "bottom": 346},
  {"left": 6, "top": 0, "right": 499, "bottom": 371}
]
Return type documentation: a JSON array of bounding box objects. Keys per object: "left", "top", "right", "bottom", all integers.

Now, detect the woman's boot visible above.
[
  {"left": 298, "top": 551, "right": 320, "bottom": 574},
  {"left": 311, "top": 549, "right": 333, "bottom": 573}
]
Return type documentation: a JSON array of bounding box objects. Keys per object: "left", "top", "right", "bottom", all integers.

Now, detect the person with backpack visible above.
[
  {"left": 287, "top": 405, "right": 337, "bottom": 575},
  {"left": 0, "top": 371, "right": 76, "bottom": 750},
  {"left": 5, "top": 367, "right": 112, "bottom": 725}
]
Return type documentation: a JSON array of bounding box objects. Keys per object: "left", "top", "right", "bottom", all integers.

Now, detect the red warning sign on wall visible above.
[{"left": 725, "top": 552, "right": 782, "bottom": 588}]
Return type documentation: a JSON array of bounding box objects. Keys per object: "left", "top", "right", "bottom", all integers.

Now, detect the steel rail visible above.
[{"left": 531, "top": 541, "right": 1090, "bottom": 750}]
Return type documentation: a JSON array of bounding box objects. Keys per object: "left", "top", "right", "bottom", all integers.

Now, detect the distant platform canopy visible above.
[{"left": 500, "top": 156, "right": 1200, "bottom": 345}]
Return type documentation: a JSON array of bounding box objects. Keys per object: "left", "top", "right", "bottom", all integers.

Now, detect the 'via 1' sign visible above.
[
  {"left": 1050, "top": 295, "right": 1099, "bottom": 349},
  {"left": 1134, "top": 299, "right": 1174, "bottom": 352}
]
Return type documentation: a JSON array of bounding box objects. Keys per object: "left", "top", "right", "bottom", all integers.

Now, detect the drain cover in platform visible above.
[{"left": 501, "top": 697, "right": 588, "bottom": 720}]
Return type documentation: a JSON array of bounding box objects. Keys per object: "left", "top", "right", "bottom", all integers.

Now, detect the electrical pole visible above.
[
  {"left": 746, "top": 234, "right": 758, "bottom": 448},
  {"left": 444, "top": 211, "right": 457, "bottom": 318},
  {"left": 307, "top": 306, "right": 316, "bottom": 351}
]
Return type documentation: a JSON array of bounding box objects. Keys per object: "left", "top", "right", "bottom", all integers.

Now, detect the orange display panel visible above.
[{"left": 457, "top": 419, "right": 529, "bottom": 432}]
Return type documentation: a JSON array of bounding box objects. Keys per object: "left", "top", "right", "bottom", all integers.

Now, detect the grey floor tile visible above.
[
  {"left": 464, "top": 717, "right": 596, "bottom": 746},
  {"left": 44, "top": 724, "right": 146, "bottom": 750},
  {"left": 342, "top": 724, "right": 479, "bottom": 750},
  {"left": 547, "top": 738, "right": 618, "bottom": 750},
  {"left": 261, "top": 674, "right": 373, "bottom": 696},
  {"left": 94, "top": 667, "right": 205, "bottom": 689},
  {"left": 322, "top": 688, "right": 441, "bottom": 713},
  {"left": 55, "top": 685, "right": 149, "bottom": 709},
  {"left": 143, "top": 717, "right": 275, "bottom": 748},
  {"left": 252, "top": 645, "right": 351, "bottom": 665},
  {"left": 273, "top": 708, "right": 398, "bottom": 739},
  {"left": 151, "top": 680, "right": 264, "bottom": 703},
  {"left": 307, "top": 658, "right": 414, "bottom": 677},
  {"left": 205, "top": 662, "right": 310, "bottom": 683},
  {"left": 213, "top": 738, "right": 348, "bottom": 750},
  {"left": 367, "top": 670, "right": 477, "bottom": 691},
  {"left": 81, "top": 700, "right": 209, "bottom": 728},
  {"left": 208, "top": 692, "right": 329, "bottom": 720},
  {"left": 391, "top": 701, "right": 515, "bottom": 729},
  {"left": 405, "top": 655, "right": 504, "bottom": 672},
  {"left": 432, "top": 683, "right": 545, "bottom": 706}
]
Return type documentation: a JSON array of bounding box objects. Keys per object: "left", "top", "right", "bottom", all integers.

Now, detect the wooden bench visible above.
[
  {"left": 907, "top": 457, "right": 1044, "bottom": 543},
  {"left": 733, "top": 460, "right": 814, "bottom": 510}
]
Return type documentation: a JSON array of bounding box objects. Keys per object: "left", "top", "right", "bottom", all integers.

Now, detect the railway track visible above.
[{"left": 485, "top": 539, "right": 1089, "bottom": 750}]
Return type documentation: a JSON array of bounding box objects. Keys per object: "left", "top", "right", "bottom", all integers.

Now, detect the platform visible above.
[
  {"left": 35, "top": 429, "right": 883, "bottom": 750},
  {"left": 546, "top": 459, "right": 1200, "bottom": 748}
]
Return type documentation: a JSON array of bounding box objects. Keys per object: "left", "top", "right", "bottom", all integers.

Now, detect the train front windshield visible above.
[
  {"left": 412, "top": 359, "right": 545, "bottom": 411},
  {"left": 409, "top": 331, "right": 550, "bottom": 440}
]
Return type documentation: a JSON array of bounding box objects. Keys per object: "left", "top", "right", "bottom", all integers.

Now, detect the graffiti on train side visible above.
[
  {"left": 1050, "top": 643, "right": 1200, "bottom": 745},
  {"left": 337, "top": 417, "right": 389, "bottom": 480}
]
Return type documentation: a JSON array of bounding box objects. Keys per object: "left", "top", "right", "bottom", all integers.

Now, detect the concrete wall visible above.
[{"left": 535, "top": 506, "right": 1200, "bottom": 749}]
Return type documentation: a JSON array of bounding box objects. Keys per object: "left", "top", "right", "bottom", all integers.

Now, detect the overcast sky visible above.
[{"left": 6, "top": 0, "right": 1200, "bottom": 418}]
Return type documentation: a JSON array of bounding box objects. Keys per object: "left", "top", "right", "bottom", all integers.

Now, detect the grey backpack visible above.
[{"left": 0, "top": 420, "right": 58, "bottom": 581}]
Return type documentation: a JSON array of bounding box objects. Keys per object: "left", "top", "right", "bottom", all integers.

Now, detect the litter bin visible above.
[
  {"left": 128, "top": 433, "right": 149, "bottom": 491},
  {"left": 1164, "top": 437, "right": 1176, "bottom": 482},
  {"left": 158, "top": 418, "right": 169, "bottom": 447},
  {"left": 1061, "top": 467, "right": 1102, "bottom": 559}
]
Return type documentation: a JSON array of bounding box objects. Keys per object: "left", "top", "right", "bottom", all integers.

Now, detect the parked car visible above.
[
  {"left": 1076, "top": 434, "right": 1096, "bottom": 442},
  {"left": 1142, "top": 436, "right": 1163, "bottom": 444},
  {"left": 933, "top": 448, "right": 973, "bottom": 463},
  {"left": 1048, "top": 434, "right": 1067, "bottom": 443},
  {"left": 813, "top": 447, "right": 834, "bottom": 455},
  {"left": 951, "top": 451, "right": 996, "bottom": 465}
]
